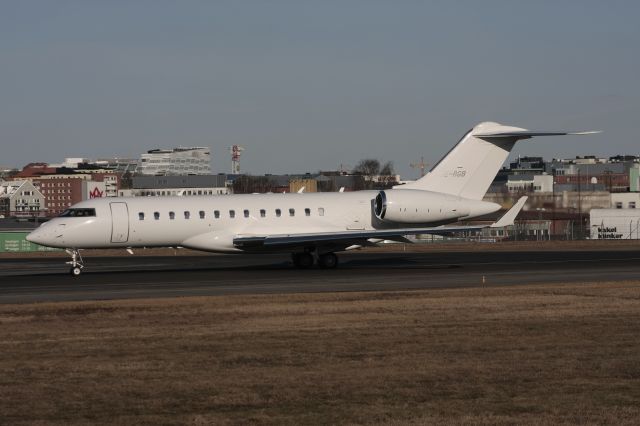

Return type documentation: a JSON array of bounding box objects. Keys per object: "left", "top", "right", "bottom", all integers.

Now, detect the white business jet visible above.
[{"left": 27, "top": 122, "right": 596, "bottom": 275}]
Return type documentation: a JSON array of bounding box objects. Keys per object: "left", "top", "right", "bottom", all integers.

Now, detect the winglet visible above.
[{"left": 491, "top": 196, "right": 527, "bottom": 228}]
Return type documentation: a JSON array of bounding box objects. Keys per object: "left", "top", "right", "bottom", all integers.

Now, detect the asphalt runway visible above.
[{"left": 1, "top": 250, "right": 639, "bottom": 303}]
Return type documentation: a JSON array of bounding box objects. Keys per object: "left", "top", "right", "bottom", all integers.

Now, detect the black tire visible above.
[
  {"left": 318, "top": 253, "right": 338, "bottom": 269},
  {"left": 292, "top": 252, "right": 314, "bottom": 269},
  {"left": 70, "top": 266, "right": 82, "bottom": 277}
]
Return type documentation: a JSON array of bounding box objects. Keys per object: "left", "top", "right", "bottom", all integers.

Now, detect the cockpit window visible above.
[{"left": 59, "top": 208, "right": 96, "bottom": 217}]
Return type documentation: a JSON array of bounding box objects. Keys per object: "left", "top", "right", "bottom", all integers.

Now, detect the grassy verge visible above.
[{"left": 1, "top": 282, "right": 639, "bottom": 425}]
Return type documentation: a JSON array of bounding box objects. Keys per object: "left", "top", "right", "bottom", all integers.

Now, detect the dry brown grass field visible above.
[{"left": 1, "top": 282, "right": 640, "bottom": 425}]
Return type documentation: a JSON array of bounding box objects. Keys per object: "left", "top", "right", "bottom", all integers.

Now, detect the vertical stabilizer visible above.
[{"left": 399, "top": 122, "right": 598, "bottom": 200}]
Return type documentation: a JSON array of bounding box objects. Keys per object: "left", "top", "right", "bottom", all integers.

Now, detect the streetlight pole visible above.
[
  {"left": 577, "top": 169, "right": 582, "bottom": 240},
  {"left": 552, "top": 168, "right": 556, "bottom": 239}
]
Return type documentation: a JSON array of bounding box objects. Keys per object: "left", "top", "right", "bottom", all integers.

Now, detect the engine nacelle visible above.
[{"left": 374, "top": 189, "right": 500, "bottom": 224}]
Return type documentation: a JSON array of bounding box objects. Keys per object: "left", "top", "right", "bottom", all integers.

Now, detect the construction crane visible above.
[
  {"left": 410, "top": 156, "right": 428, "bottom": 177},
  {"left": 229, "top": 145, "right": 245, "bottom": 174}
]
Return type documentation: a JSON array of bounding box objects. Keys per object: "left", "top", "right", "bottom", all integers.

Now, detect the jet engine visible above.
[{"left": 374, "top": 189, "right": 500, "bottom": 224}]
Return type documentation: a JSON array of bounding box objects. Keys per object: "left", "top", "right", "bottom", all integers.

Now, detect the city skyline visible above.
[{"left": 2, "top": 2, "right": 639, "bottom": 177}]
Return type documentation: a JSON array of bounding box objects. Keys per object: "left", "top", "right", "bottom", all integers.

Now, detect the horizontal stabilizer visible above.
[{"left": 475, "top": 130, "right": 600, "bottom": 139}]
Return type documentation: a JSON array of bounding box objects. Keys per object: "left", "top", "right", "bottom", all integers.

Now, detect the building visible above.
[
  {"left": 137, "top": 147, "right": 211, "bottom": 175},
  {"left": 0, "top": 180, "right": 45, "bottom": 218},
  {"left": 509, "top": 156, "right": 545, "bottom": 175},
  {"left": 506, "top": 174, "right": 553, "bottom": 193},
  {"left": 12, "top": 162, "right": 121, "bottom": 199},
  {"left": 289, "top": 178, "right": 318, "bottom": 193},
  {"left": 0, "top": 166, "right": 17, "bottom": 179},
  {"left": 93, "top": 157, "right": 139, "bottom": 174},
  {"left": 13, "top": 163, "right": 57, "bottom": 178},
  {"left": 229, "top": 173, "right": 366, "bottom": 194},
  {"left": 36, "top": 177, "right": 109, "bottom": 216},
  {"left": 590, "top": 209, "right": 640, "bottom": 239},
  {"left": 32, "top": 173, "right": 119, "bottom": 197},
  {"left": 127, "top": 175, "right": 229, "bottom": 197},
  {"left": 630, "top": 164, "right": 640, "bottom": 192},
  {"left": 610, "top": 193, "right": 639, "bottom": 209}
]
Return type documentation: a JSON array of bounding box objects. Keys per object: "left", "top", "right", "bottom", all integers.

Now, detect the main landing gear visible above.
[
  {"left": 291, "top": 252, "right": 338, "bottom": 269},
  {"left": 66, "top": 248, "right": 84, "bottom": 276}
]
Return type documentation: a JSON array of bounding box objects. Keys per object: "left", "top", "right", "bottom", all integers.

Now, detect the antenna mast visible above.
[
  {"left": 229, "top": 145, "right": 245, "bottom": 174},
  {"left": 410, "top": 156, "right": 428, "bottom": 177}
]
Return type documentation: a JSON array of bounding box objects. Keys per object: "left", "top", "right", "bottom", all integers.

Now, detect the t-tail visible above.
[{"left": 400, "top": 121, "right": 599, "bottom": 200}]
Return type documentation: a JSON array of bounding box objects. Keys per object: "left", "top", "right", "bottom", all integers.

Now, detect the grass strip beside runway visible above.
[{"left": 1, "top": 282, "right": 640, "bottom": 425}]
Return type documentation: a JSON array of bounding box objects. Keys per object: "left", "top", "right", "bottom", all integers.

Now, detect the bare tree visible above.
[
  {"left": 379, "top": 161, "right": 397, "bottom": 188},
  {"left": 353, "top": 159, "right": 380, "bottom": 189},
  {"left": 353, "top": 159, "right": 381, "bottom": 177},
  {"left": 353, "top": 159, "right": 397, "bottom": 189}
]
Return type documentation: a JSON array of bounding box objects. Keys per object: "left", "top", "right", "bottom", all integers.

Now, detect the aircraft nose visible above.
[
  {"left": 26, "top": 229, "right": 44, "bottom": 244},
  {"left": 27, "top": 226, "right": 56, "bottom": 247}
]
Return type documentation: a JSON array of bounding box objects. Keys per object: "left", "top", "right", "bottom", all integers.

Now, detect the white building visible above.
[
  {"left": 590, "top": 209, "right": 640, "bottom": 239},
  {"left": 121, "top": 175, "right": 229, "bottom": 197},
  {"left": 137, "top": 147, "right": 211, "bottom": 175},
  {"left": 533, "top": 175, "right": 553, "bottom": 192},
  {"left": 610, "top": 193, "right": 639, "bottom": 209},
  {"left": 0, "top": 180, "right": 45, "bottom": 217},
  {"left": 506, "top": 174, "right": 553, "bottom": 193}
]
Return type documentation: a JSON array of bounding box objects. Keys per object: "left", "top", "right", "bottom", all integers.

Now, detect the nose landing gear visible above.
[{"left": 65, "top": 249, "right": 84, "bottom": 276}]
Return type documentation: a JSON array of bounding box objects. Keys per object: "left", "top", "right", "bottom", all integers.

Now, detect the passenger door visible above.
[{"left": 110, "top": 202, "right": 129, "bottom": 243}]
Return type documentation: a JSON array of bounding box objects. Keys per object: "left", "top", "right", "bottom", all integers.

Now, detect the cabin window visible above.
[
  {"left": 169, "top": 211, "right": 175, "bottom": 220},
  {"left": 199, "top": 210, "right": 205, "bottom": 219},
  {"left": 138, "top": 212, "right": 145, "bottom": 221},
  {"left": 275, "top": 209, "right": 281, "bottom": 217},
  {"left": 305, "top": 208, "right": 311, "bottom": 216},
  {"left": 260, "top": 209, "right": 266, "bottom": 218},
  {"left": 318, "top": 207, "right": 325, "bottom": 216},
  {"left": 289, "top": 208, "right": 295, "bottom": 217},
  {"left": 154, "top": 212, "right": 160, "bottom": 220},
  {"left": 244, "top": 209, "right": 250, "bottom": 218},
  {"left": 214, "top": 210, "right": 220, "bottom": 219},
  {"left": 229, "top": 210, "right": 236, "bottom": 218},
  {"left": 184, "top": 211, "right": 190, "bottom": 219}
]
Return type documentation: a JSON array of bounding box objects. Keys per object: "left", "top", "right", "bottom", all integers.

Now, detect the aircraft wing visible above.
[
  {"left": 234, "top": 197, "right": 527, "bottom": 249},
  {"left": 234, "top": 224, "right": 487, "bottom": 249}
]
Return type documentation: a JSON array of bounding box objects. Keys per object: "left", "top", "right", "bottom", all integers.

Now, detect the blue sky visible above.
[{"left": 1, "top": 1, "right": 639, "bottom": 178}]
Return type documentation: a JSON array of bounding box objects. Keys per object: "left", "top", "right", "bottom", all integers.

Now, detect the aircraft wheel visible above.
[
  {"left": 292, "top": 253, "right": 314, "bottom": 269},
  {"left": 318, "top": 253, "right": 338, "bottom": 269},
  {"left": 70, "top": 266, "right": 82, "bottom": 277}
]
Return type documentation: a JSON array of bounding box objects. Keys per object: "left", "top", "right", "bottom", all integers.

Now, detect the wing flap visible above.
[{"left": 233, "top": 225, "right": 484, "bottom": 248}]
